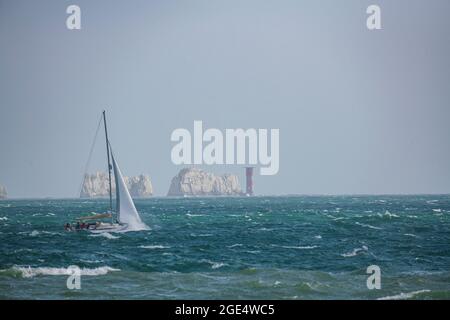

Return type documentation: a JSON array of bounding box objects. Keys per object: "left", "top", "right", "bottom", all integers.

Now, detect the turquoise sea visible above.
[{"left": 0, "top": 196, "right": 449, "bottom": 300}]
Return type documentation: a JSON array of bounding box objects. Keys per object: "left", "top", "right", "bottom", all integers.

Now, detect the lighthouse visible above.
[{"left": 245, "top": 167, "right": 254, "bottom": 196}]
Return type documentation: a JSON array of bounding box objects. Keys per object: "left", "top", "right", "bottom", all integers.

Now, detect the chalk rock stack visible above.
[
  {"left": 167, "top": 168, "right": 241, "bottom": 196},
  {"left": 80, "top": 172, "right": 153, "bottom": 198}
]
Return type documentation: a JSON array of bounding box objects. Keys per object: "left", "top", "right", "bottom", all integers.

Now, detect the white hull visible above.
[{"left": 89, "top": 222, "right": 128, "bottom": 233}]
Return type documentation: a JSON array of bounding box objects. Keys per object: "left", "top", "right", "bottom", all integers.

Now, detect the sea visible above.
[{"left": 0, "top": 195, "right": 449, "bottom": 300}]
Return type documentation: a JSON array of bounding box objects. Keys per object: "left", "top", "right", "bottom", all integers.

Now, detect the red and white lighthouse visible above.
[{"left": 245, "top": 167, "right": 254, "bottom": 196}]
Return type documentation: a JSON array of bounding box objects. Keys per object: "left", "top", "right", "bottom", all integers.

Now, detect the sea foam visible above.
[
  {"left": 341, "top": 246, "right": 368, "bottom": 257},
  {"left": 201, "top": 260, "right": 226, "bottom": 269},
  {"left": 5, "top": 266, "right": 120, "bottom": 278},
  {"left": 355, "top": 222, "right": 382, "bottom": 230},
  {"left": 378, "top": 289, "right": 431, "bottom": 300},
  {"left": 281, "top": 245, "right": 318, "bottom": 250},
  {"left": 89, "top": 232, "right": 119, "bottom": 240},
  {"left": 139, "top": 245, "right": 170, "bottom": 249}
]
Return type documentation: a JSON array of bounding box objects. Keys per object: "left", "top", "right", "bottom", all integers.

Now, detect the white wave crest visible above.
[
  {"left": 355, "top": 222, "right": 382, "bottom": 230},
  {"left": 378, "top": 289, "right": 431, "bottom": 300},
  {"left": 211, "top": 262, "right": 225, "bottom": 269},
  {"left": 341, "top": 245, "right": 368, "bottom": 257},
  {"left": 228, "top": 243, "right": 243, "bottom": 248},
  {"left": 202, "top": 260, "right": 226, "bottom": 269},
  {"left": 29, "top": 230, "right": 58, "bottom": 237},
  {"left": 186, "top": 213, "right": 204, "bottom": 217},
  {"left": 139, "top": 245, "right": 170, "bottom": 249},
  {"left": 383, "top": 210, "right": 399, "bottom": 218},
  {"left": 8, "top": 266, "right": 120, "bottom": 278},
  {"left": 89, "top": 232, "right": 119, "bottom": 239},
  {"left": 80, "top": 259, "right": 103, "bottom": 264},
  {"left": 190, "top": 233, "right": 213, "bottom": 237},
  {"left": 281, "top": 245, "right": 318, "bottom": 250}
]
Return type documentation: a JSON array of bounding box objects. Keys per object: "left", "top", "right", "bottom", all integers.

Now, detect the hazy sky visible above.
[{"left": 1, "top": 0, "right": 450, "bottom": 197}]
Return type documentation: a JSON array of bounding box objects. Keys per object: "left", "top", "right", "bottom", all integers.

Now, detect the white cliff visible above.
[
  {"left": 80, "top": 172, "right": 153, "bottom": 198},
  {"left": 0, "top": 185, "right": 7, "bottom": 199},
  {"left": 167, "top": 168, "right": 242, "bottom": 196}
]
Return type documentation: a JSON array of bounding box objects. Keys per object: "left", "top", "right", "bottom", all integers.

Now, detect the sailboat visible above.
[{"left": 68, "top": 111, "right": 148, "bottom": 233}]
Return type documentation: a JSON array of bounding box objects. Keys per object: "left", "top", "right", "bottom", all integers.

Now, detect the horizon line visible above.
[{"left": 2, "top": 193, "right": 450, "bottom": 201}]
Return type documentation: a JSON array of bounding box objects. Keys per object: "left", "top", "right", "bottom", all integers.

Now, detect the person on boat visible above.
[{"left": 64, "top": 223, "right": 72, "bottom": 231}]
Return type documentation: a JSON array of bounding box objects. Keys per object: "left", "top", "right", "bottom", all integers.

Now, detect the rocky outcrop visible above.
[
  {"left": 80, "top": 172, "right": 153, "bottom": 198},
  {"left": 126, "top": 175, "right": 153, "bottom": 198},
  {"left": 0, "top": 185, "right": 7, "bottom": 199},
  {"left": 167, "top": 168, "right": 241, "bottom": 196}
]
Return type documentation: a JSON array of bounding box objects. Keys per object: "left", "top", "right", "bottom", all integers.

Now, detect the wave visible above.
[
  {"left": 29, "top": 230, "right": 59, "bottom": 237},
  {"left": 89, "top": 232, "right": 119, "bottom": 240},
  {"left": 382, "top": 210, "right": 399, "bottom": 218},
  {"left": 139, "top": 245, "right": 170, "bottom": 249},
  {"left": 190, "top": 233, "right": 213, "bottom": 237},
  {"left": 227, "top": 244, "right": 243, "bottom": 248},
  {"left": 0, "top": 217, "right": 8, "bottom": 221},
  {"left": 341, "top": 246, "right": 368, "bottom": 257},
  {"left": 325, "top": 214, "right": 344, "bottom": 221},
  {"left": 211, "top": 262, "right": 225, "bottom": 269},
  {"left": 281, "top": 245, "right": 318, "bottom": 250},
  {"left": 378, "top": 289, "right": 431, "bottom": 300},
  {"left": 80, "top": 259, "right": 103, "bottom": 264},
  {"left": 30, "top": 230, "right": 40, "bottom": 237},
  {"left": 201, "top": 260, "right": 226, "bottom": 269},
  {"left": 355, "top": 222, "right": 382, "bottom": 230},
  {"left": 186, "top": 213, "right": 204, "bottom": 217},
  {"left": 1, "top": 266, "right": 120, "bottom": 278}
]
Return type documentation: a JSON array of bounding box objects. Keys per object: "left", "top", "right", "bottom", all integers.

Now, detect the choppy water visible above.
[{"left": 1, "top": 196, "right": 449, "bottom": 300}]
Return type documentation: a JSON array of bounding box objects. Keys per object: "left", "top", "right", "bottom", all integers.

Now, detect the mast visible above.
[{"left": 102, "top": 110, "right": 113, "bottom": 215}]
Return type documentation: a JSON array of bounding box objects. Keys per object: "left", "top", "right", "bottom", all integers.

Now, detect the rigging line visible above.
[{"left": 78, "top": 114, "right": 103, "bottom": 197}]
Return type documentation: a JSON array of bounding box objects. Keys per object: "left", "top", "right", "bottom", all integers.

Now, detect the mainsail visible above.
[{"left": 111, "top": 151, "right": 147, "bottom": 231}]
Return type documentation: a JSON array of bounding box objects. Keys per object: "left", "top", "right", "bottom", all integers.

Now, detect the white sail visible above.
[{"left": 111, "top": 152, "right": 148, "bottom": 231}]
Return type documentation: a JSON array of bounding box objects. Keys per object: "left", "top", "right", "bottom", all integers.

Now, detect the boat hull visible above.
[{"left": 88, "top": 222, "right": 128, "bottom": 233}]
